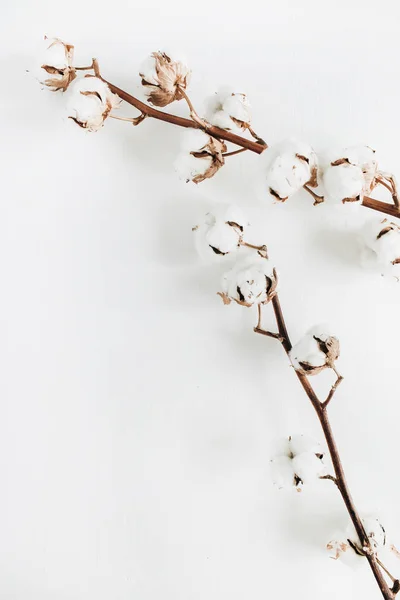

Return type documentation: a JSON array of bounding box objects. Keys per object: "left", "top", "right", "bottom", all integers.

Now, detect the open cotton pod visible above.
[
  {"left": 290, "top": 325, "right": 340, "bottom": 376},
  {"left": 361, "top": 218, "right": 400, "bottom": 269},
  {"left": 139, "top": 50, "right": 191, "bottom": 107},
  {"left": 327, "top": 515, "right": 389, "bottom": 567},
  {"left": 67, "top": 76, "right": 121, "bottom": 131},
  {"left": 322, "top": 145, "right": 377, "bottom": 204},
  {"left": 41, "top": 37, "right": 76, "bottom": 92},
  {"left": 192, "top": 206, "right": 247, "bottom": 261},
  {"left": 174, "top": 130, "right": 227, "bottom": 183},
  {"left": 270, "top": 434, "right": 326, "bottom": 491},
  {"left": 260, "top": 139, "right": 318, "bottom": 202},
  {"left": 205, "top": 87, "right": 251, "bottom": 132},
  {"left": 219, "top": 252, "right": 277, "bottom": 307}
]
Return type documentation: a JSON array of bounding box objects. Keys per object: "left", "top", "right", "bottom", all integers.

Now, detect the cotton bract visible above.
[
  {"left": 205, "top": 87, "right": 251, "bottom": 132},
  {"left": 290, "top": 325, "right": 340, "bottom": 376},
  {"left": 261, "top": 139, "right": 318, "bottom": 202},
  {"left": 193, "top": 206, "right": 246, "bottom": 261},
  {"left": 362, "top": 218, "right": 400, "bottom": 267},
  {"left": 219, "top": 253, "right": 277, "bottom": 307},
  {"left": 41, "top": 37, "right": 76, "bottom": 92},
  {"left": 67, "top": 76, "right": 121, "bottom": 132},
  {"left": 323, "top": 145, "right": 377, "bottom": 204},
  {"left": 327, "top": 516, "right": 387, "bottom": 564},
  {"left": 270, "top": 434, "right": 326, "bottom": 491},
  {"left": 139, "top": 51, "right": 191, "bottom": 107},
  {"left": 174, "top": 129, "right": 226, "bottom": 184}
]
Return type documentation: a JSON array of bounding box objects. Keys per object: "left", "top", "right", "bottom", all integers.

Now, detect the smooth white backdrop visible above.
[{"left": 2, "top": 1, "right": 400, "bottom": 598}]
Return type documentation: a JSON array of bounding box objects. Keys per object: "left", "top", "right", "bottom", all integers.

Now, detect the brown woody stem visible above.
[
  {"left": 223, "top": 148, "right": 248, "bottom": 157},
  {"left": 255, "top": 297, "right": 396, "bottom": 600}
]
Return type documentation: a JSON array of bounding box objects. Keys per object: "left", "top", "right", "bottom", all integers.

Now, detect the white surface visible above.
[{"left": 2, "top": 1, "right": 400, "bottom": 599}]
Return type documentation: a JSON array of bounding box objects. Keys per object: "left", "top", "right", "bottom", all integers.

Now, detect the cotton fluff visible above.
[
  {"left": 193, "top": 206, "right": 247, "bottom": 261},
  {"left": 290, "top": 325, "right": 340, "bottom": 376},
  {"left": 174, "top": 129, "right": 226, "bottom": 184},
  {"left": 261, "top": 139, "right": 318, "bottom": 202},
  {"left": 361, "top": 218, "right": 400, "bottom": 267},
  {"left": 327, "top": 516, "right": 387, "bottom": 564},
  {"left": 270, "top": 434, "right": 326, "bottom": 491},
  {"left": 205, "top": 87, "right": 251, "bottom": 132},
  {"left": 219, "top": 253, "right": 277, "bottom": 306},
  {"left": 67, "top": 76, "right": 121, "bottom": 132},
  {"left": 41, "top": 37, "right": 76, "bottom": 91},
  {"left": 322, "top": 145, "right": 377, "bottom": 204},
  {"left": 139, "top": 51, "right": 191, "bottom": 107}
]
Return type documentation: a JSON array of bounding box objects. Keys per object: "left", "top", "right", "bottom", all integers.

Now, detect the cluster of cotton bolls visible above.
[
  {"left": 258, "top": 141, "right": 399, "bottom": 212},
  {"left": 327, "top": 516, "right": 392, "bottom": 567},
  {"left": 192, "top": 204, "right": 277, "bottom": 305},
  {"left": 270, "top": 434, "right": 327, "bottom": 491}
]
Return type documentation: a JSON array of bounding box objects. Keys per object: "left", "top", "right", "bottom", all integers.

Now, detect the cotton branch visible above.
[{"left": 254, "top": 298, "right": 396, "bottom": 600}]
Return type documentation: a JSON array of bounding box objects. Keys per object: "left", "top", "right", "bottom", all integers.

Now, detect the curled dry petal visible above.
[
  {"left": 139, "top": 51, "right": 191, "bottom": 107},
  {"left": 41, "top": 37, "right": 76, "bottom": 92}
]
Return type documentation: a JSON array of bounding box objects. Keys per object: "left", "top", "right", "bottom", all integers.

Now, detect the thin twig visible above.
[
  {"left": 303, "top": 184, "right": 325, "bottom": 205},
  {"left": 223, "top": 148, "right": 248, "bottom": 157},
  {"left": 319, "top": 474, "right": 338, "bottom": 486},
  {"left": 177, "top": 86, "right": 207, "bottom": 128},
  {"left": 254, "top": 327, "right": 284, "bottom": 342},
  {"left": 321, "top": 374, "right": 344, "bottom": 409}
]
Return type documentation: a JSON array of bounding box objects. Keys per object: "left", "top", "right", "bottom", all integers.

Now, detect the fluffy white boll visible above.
[
  {"left": 205, "top": 87, "right": 251, "bottom": 131},
  {"left": 327, "top": 516, "right": 387, "bottom": 565},
  {"left": 270, "top": 434, "right": 326, "bottom": 491},
  {"left": 220, "top": 254, "right": 277, "bottom": 306},
  {"left": 290, "top": 325, "right": 340, "bottom": 375},
  {"left": 41, "top": 37, "right": 76, "bottom": 91},
  {"left": 193, "top": 206, "right": 247, "bottom": 261},
  {"left": 174, "top": 129, "right": 226, "bottom": 184},
  {"left": 361, "top": 219, "right": 400, "bottom": 267},
  {"left": 139, "top": 50, "right": 191, "bottom": 107},
  {"left": 261, "top": 139, "right": 318, "bottom": 201},
  {"left": 322, "top": 145, "right": 377, "bottom": 204},
  {"left": 67, "top": 77, "right": 120, "bottom": 131}
]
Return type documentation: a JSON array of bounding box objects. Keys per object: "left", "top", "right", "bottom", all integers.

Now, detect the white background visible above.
[{"left": 2, "top": 1, "right": 400, "bottom": 598}]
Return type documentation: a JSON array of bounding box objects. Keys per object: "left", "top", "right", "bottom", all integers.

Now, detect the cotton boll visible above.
[
  {"left": 40, "top": 37, "right": 76, "bottom": 92},
  {"left": 292, "top": 452, "right": 326, "bottom": 484},
  {"left": 174, "top": 129, "right": 226, "bottom": 184},
  {"left": 67, "top": 76, "right": 120, "bottom": 132},
  {"left": 261, "top": 139, "right": 318, "bottom": 202},
  {"left": 193, "top": 206, "right": 246, "bottom": 261},
  {"left": 323, "top": 162, "right": 365, "bottom": 203},
  {"left": 346, "top": 516, "right": 387, "bottom": 554},
  {"left": 327, "top": 535, "right": 363, "bottom": 567},
  {"left": 220, "top": 254, "right": 277, "bottom": 306},
  {"left": 175, "top": 153, "right": 212, "bottom": 183},
  {"left": 290, "top": 327, "right": 340, "bottom": 376},
  {"left": 322, "top": 145, "right": 378, "bottom": 204},
  {"left": 361, "top": 218, "right": 400, "bottom": 267},
  {"left": 270, "top": 434, "right": 326, "bottom": 490},
  {"left": 205, "top": 87, "right": 251, "bottom": 132},
  {"left": 139, "top": 50, "right": 191, "bottom": 107}
]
